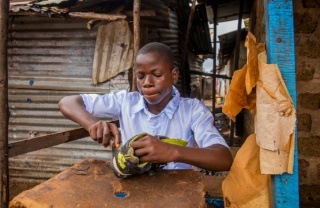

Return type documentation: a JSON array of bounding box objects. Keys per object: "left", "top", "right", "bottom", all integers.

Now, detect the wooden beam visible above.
[
  {"left": 132, "top": 0, "right": 141, "bottom": 92},
  {"left": 0, "top": 0, "right": 10, "bottom": 205},
  {"left": 9, "top": 12, "right": 48, "bottom": 17},
  {"left": 123, "top": 9, "right": 156, "bottom": 17},
  {"left": 69, "top": 12, "right": 127, "bottom": 21},
  {"left": 229, "top": 0, "right": 244, "bottom": 147},
  {"left": 212, "top": 4, "right": 218, "bottom": 120},
  {"left": 181, "top": 0, "right": 196, "bottom": 96},
  {"left": 8, "top": 127, "right": 89, "bottom": 158},
  {"left": 264, "top": 0, "right": 299, "bottom": 207},
  {"left": 189, "top": 70, "right": 231, "bottom": 80}
]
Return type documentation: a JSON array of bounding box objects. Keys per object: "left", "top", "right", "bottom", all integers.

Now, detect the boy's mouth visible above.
[{"left": 143, "top": 93, "right": 160, "bottom": 99}]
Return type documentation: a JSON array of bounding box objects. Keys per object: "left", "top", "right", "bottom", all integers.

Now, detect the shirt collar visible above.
[{"left": 130, "top": 86, "right": 180, "bottom": 119}]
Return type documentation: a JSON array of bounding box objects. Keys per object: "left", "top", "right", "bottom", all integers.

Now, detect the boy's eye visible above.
[
  {"left": 154, "top": 74, "right": 162, "bottom": 78},
  {"left": 136, "top": 73, "right": 144, "bottom": 80}
]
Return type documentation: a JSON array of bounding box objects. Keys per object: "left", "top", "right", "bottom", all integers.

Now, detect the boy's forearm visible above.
[
  {"left": 172, "top": 144, "right": 233, "bottom": 171},
  {"left": 58, "top": 95, "right": 99, "bottom": 131}
]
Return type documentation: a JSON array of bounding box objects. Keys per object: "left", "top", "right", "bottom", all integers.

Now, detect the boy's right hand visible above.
[{"left": 88, "top": 121, "right": 121, "bottom": 148}]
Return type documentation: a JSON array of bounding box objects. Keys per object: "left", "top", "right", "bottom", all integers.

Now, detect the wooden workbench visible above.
[{"left": 9, "top": 159, "right": 206, "bottom": 208}]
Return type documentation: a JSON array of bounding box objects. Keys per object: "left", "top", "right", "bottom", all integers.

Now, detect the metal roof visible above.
[
  {"left": 198, "top": 0, "right": 254, "bottom": 23},
  {"left": 189, "top": 3, "right": 213, "bottom": 55},
  {"left": 218, "top": 28, "right": 247, "bottom": 65}
]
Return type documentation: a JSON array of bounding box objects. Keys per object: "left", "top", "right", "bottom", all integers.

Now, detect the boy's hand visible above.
[
  {"left": 88, "top": 121, "right": 121, "bottom": 148},
  {"left": 130, "top": 135, "right": 177, "bottom": 164}
]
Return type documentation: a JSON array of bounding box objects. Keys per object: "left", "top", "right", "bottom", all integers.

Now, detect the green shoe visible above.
[{"left": 110, "top": 133, "right": 188, "bottom": 178}]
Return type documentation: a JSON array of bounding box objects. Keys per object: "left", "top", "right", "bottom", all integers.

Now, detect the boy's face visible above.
[{"left": 133, "top": 52, "right": 179, "bottom": 110}]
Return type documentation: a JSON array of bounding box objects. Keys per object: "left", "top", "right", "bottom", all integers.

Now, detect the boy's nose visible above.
[{"left": 143, "top": 75, "right": 154, "bottom": 88}]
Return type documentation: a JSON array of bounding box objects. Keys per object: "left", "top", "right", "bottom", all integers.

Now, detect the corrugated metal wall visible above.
[
  {"left": 188, "top": 53, "right": 204, "bottom": 97},
  {"left": 7, "top": 16, "right": 129, "bottom": 183},
  {"left": 8, "top": 8, "right": 180, "bottom": 183}
]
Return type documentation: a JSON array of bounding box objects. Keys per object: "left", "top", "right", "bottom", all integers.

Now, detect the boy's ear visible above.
[{"left": 172, "top": 67, "right": 179, "bottom": 84}]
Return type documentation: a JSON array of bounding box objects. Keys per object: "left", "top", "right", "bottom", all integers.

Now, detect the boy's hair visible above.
[{"left": 137, "top": 42, "right": 175, "bottom": 70}]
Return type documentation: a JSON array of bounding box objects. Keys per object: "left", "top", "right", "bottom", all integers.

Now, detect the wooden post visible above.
[
  {"left": 0, "top": 0, "right": 9, "bottom": 206},
  {"left": 264, "top": 0, "right": 299, "bottom": 207},
  {"left": 229, "top": 0, "right": 244, "bottom": 146},
  {"left": 211, "top": 5, "right": 217, "bottom": 121},
  {"left": 181, "top": 0, "right": 196, "bottom": 97},
  {"left": 132, "top": 0, "right": 141, "bottom": 92}
]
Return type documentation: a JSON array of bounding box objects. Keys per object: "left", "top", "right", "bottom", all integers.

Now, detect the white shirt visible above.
[{"left": 81, "top": 86, "right": 228, "bottom": 169}]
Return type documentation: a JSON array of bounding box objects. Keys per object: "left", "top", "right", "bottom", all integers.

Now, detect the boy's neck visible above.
[{"left": 146, "top": 95, "right": 173, "bottom": 115}]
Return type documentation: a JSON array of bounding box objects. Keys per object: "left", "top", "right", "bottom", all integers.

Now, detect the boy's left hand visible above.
[{"left": 130, "top": 135, "right": 177, "bottom": 164}]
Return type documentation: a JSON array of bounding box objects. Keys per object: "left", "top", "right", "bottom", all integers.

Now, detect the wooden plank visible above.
[
  {"left": 0, "top": 0, "right": 10, "bottom": 206},
  {"left": 264, "top": 0, "right": 299, "bottom": 207},
  {"left": 8, "top": 127, "right": 89, "bottom": 158},
  {"left": 181, "top": 0, "right": 196, "bottom": 96},
  {"left": 123, "top": 9, "right": 156, "bottom": 17},
  {"left": 132, "top": 0, "right": 141, "bottom": 92},
  {"left": 68, "top": 12, "right": 127, "bottom": 21}
]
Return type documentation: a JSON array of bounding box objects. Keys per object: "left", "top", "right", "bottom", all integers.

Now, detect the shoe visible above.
[{"left": 110, "top": 133, "right": 188, "bottom": 178}]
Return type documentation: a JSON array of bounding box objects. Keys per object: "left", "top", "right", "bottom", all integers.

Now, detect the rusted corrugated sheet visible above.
[
  {"left": 8, "top": 16, "right": 129, "bottom": 183},
  {"left": 140, "top": 0, "right": 170, "bottom": 29},
  {"left": 92, "top": 20, "right": 133, "bottom": 85},
  {"left": 8, "top": 16, "right": 129, "bottom": 92},
  {"left": 188, "top": 54, "right": 204, "bottom": 98}
]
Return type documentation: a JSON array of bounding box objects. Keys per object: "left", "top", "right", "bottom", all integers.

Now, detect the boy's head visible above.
[
  {"left": 133, "top": 42, "right": 179, "bottom": 113},
  {"left": 136, "top": 42, "right": 175, "bottom": 70}
]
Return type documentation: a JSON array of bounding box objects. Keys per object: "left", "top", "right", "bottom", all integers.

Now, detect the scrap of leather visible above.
[
  {"left": 222, "top": 31, "right": 296, "bottom": 174},
  {"left": 255, "top": 50, "right": 295, "bottom": 174},
  {"left": 222, "top": 32, "right": 264, "bottom": 121},
  {"left": 9, "top": 159, "right": 206, "bottom": 208},
  {"left": 255, "top": 51, "right": 295, "bottom": 151},
  {"left": 222, "top": 134, "right": 271, "bottom": 208},
  {"left": 223, "top": 64, "right": 257, "bottom": 121}
]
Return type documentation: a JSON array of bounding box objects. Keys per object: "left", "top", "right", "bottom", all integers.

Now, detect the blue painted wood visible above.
[
  {"left": 264, "top": 0, "right": 299, "bottom": 207},
  {"left": 205, "top": 197, "right": 224, "bottom": 207}
]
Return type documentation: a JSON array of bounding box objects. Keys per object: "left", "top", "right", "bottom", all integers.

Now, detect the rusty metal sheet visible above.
[
  {"left": 92, "top": 20, "right": 133, "bottom": 85},
  {"left": 10, "top": 159, "right": 206, "bottom": 208}
]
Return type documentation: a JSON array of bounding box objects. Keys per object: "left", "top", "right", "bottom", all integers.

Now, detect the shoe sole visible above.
[{"left": 110, "top": 156, "right": 131, "bottom": 178}]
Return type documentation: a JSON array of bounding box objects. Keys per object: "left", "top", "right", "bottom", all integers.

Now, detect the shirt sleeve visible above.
[
  {"left": 80, "top": 90, "right": 127, "bottom": 117},
  {"left": 191, "top": 100, "right": 229, "bottom": 148}
]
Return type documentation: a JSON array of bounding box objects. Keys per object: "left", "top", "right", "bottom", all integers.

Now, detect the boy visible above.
[{"left": 58, "top": 42, "right": 233, "bottom": 172}]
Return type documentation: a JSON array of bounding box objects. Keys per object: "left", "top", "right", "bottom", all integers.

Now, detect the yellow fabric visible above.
[{"left": 222, "top": 134, "right": 271, "bottom": 208}]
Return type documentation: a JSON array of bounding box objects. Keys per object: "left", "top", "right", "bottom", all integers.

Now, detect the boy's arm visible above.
[
  {"left": 59, "top": 95, "right": 98, "bottom": 130},
  {"left": 58, "top": 95, "right": 121, "bottom": 148},
  {"left": 131, "top": 135, "right": 233, "bottom": 171},
  {"left": 171, "top": 143, "right": 233, "bottom": 171}
]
